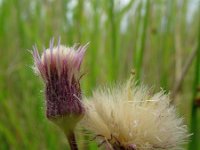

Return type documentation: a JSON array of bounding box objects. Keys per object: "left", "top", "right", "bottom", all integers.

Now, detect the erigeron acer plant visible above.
[
  {"left": 32, "top": 38, "right": 189, "bottom": 150},
  {"left": 33, "top": 38, "right": 88, "bottom": 150}
]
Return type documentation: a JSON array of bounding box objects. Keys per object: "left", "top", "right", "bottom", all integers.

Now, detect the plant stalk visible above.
[
  {"left": 188, "top": 8, "right": 200, "bottom": 150},
  {"left": 66, "top": 131, "right": 78, "bottom": 150},
  {"left": 135, "top": 0, "right": 150, "bottom": 82}
]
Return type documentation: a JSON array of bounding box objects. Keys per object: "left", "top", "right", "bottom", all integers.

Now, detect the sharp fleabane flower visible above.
[{"left": 33, "top": 39, "right": 88, "bottom": 134}]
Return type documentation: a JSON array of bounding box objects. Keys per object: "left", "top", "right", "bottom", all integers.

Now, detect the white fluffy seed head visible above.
[{"left": 82, "top": 78, "right": 190, "bottom": 150}]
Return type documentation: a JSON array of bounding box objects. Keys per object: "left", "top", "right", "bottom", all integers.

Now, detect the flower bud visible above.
[{"left": 33, "top": 39, "right": 87, "bottom": 133}]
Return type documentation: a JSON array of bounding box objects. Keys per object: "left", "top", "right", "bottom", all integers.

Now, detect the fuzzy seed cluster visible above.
[{"left": 83, "top": 78, "right": 189, "bottom": 150}]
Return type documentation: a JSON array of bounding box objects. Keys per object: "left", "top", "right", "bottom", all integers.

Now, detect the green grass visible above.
[
  {"left": 189, "top": 8, "right": 200, "bottom": 150},
  {"left": 0, "top": 0, "right": 200, "bottom": 149}
]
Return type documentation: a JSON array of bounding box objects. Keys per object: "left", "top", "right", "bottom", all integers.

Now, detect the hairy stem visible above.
[{"left": 66, "top": 131, "right": 78, "bottom": 150}]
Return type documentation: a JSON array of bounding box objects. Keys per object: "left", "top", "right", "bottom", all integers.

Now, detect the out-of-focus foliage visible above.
[{"left": 0, "top": 0, "right": 199, "bottom": 149}]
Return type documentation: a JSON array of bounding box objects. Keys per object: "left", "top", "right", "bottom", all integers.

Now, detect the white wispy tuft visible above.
[{"left": 82, "top": 77, "right": 190, "bottom": 150}]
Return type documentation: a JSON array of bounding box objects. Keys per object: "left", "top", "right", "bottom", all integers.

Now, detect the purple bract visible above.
[{"left": 33, "top": 38, "right": 87, "bottom": 120}]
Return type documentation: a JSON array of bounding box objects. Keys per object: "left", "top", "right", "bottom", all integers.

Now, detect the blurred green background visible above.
[{"left": 0, "top": 0, "right": 200, "bottom": 149}]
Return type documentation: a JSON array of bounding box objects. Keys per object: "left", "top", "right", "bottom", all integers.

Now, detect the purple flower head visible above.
[{"left": 33, "top": 38, "right": 88, "bottom": 130}]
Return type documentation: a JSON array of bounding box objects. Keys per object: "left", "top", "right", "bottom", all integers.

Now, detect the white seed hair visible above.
[{"left": 82, "top": 78, "right": 189, "bottom": 150}]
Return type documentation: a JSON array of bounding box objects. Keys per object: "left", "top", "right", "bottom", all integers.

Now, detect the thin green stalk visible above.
[
  {"left": 135, "top": 0, "right": 150, "bottom": 81},
  {"left": 189, "top": 12, "right": 200, "bottom": 150},
  {"left": 89, "top": 0, "right": 100, "bottom": 89},
  {"left": 74, "top": 0, "right": 83, "bottom": 42},
  {"left": 118, "top": 0, "right": 134, "bottom": 19},
  {"left": 109, "top": 0, "right": 117, "bottom": 81},
  {"left": 15, "top": 0, "right": 27, "bottom": 48},
  {"left": 158, "top": 0, "right": 175, "bottom": 89},
  {"left": 133, "top": 2, "right": 142, "bottom": 63},
  {"left": 65, "top": 131, "right": 78, "bottom": 150}
]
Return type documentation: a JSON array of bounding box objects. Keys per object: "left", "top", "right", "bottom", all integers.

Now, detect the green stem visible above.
[
  {"left": 109, "top": 0, "right": 117, "bottom": 81},
  {"left": 66, "top": 131, "right": 78, "bottom": 150},
  {"left": 188, "top": 9, "right": 200, "bottom": 150},
  {"left": 135, "top": 0, "right": 150, "bottom": 82}
]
